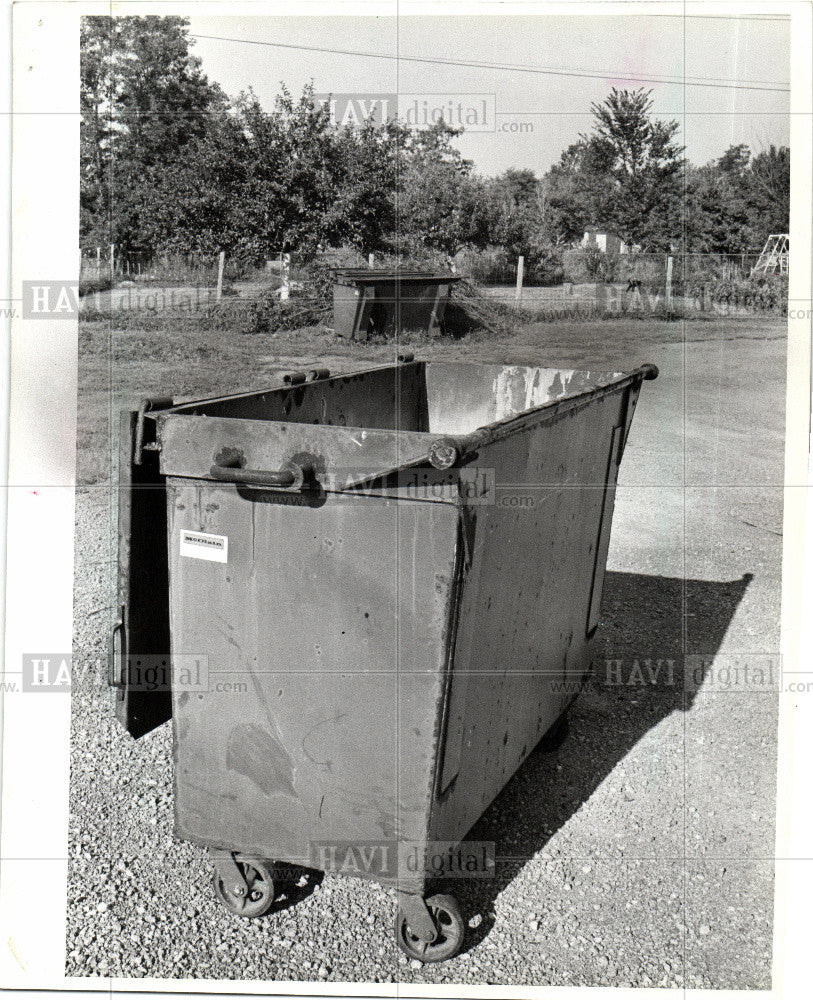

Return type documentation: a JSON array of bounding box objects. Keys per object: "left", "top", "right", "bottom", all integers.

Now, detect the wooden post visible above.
[
  {"left": 280, "top": 253, "right": 291, "bottom": 301},
  {"left": 666, "top": 255, "right": 674, "bottom": 310},
  {"left": 368, "top": 253, "right": 375, "bottom": 267},
  {"left": 216, "top": 251, "right": 225, "bottom": 302},
  {"left": 515, "top": 255, "right": 525, "bottom": 303},
  {"left": 109, "top": 244, "right": 115, "bottom": 281},
  {"left": 96, "top": 246, "right": 101, "bottom": 274}
]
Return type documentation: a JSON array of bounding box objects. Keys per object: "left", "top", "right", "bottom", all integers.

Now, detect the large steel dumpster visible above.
[
  {"left": 332, "top": 268, "right": 460, "bottom": 339},
  {"left": 112, "top": 357, "right": 657, "bottom": 962}
]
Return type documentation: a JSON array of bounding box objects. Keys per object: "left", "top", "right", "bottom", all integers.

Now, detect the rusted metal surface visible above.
[{"left": 115, "top": 358, "right": 657, "bottom": 884}]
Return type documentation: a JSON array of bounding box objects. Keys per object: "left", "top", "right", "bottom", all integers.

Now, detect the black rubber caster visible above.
[
  {"left": 395, "top": 893, "right": 465, "bottom": 962},
  {"left": 212, "top": 856, "right": 275, "bottom": 918}
]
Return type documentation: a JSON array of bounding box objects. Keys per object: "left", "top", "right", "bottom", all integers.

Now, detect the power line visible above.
[{"left": 189, "top": 33, "right": 790, "bottom": 93}]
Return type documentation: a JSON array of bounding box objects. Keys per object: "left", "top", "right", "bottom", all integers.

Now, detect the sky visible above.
[{"left": 187, "top": 11, "right": 790, "bottom": 177}]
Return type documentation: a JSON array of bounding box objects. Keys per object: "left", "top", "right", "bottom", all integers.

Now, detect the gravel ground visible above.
[{"left": 66, "top": 320, "right": 784, "bottom": 987}]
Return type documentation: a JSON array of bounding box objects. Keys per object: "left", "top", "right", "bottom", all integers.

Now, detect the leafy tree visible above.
[
  {"left": 541, "top": 89, "right": 684, "bottom": 249},
  {"left": 684, "top": 143, "right": 789, "bottom": 254},
  {"left": 392, "top": 121, "right": 480, "bottom": 254},
  {"left": 749, "top": 145, "right": 790, "bottom": 234},
  {"left": 80, "top": 15, "right": 227, "bottom": 249}
]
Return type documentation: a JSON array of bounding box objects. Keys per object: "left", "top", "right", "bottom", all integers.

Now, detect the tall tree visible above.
[
  {"left": 541, "top": 88, "right": 684, "bottom": 249},
  {"left": 80, "top": 15, "right": 227, "bottom": 249},
  {"left": 749, "top": 144, "right": 790, "bottom": 234}
]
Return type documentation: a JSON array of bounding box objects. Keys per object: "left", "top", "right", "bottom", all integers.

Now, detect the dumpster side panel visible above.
[
  {"left": 430, "top": 388, "right": 629, "bottom": 843},
  {"left": 166, "top": 481, "right": 458, "bottom": 883},
  {"left": 424, "top": 362, "right": 624, "bottom": 436}
]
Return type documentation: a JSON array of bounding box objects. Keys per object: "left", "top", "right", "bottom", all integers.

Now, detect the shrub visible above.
[
  {"left": 702, "top": 273, "right": 788, "bottom": 314},
  {"left": 206, "top": 289, "right": 330, "bottom": 334},
  {"left": 452, "top": 246, "right": 513, "bottom": 284},
  {"left": 79, "top": 276, "right": 114, "bottom": 297},
  {"left": 561, "top": 247, "right": 609, "bottom": 283}
]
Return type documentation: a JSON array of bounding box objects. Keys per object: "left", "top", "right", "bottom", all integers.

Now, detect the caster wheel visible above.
[
  {"left": 213, "top": 856, "right": 275, "bottom": 918},
  {"left": 395, "top": 893, "right": 465, "bottom": 963},
  {"left": 538, "top": 712, "right": 569, "bottom": 752}
]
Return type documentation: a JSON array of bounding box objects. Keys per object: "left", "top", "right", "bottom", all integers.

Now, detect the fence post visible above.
[
  {"left": 666, "top": 255, "right": 673, "bottom": 311},
  {"left": 280, "top": 253, "right": 291, "bottom": 301},
  {"left": 109, "top": 244, "right": 115, "bottom": 282},
  {"left": 515, "top": 255, "right": 525, "bottom": 303},
  {"left": 216, "top": 251, "right": 225, "bottom": 302},
  {"left": 368, "top": 253, "right": 375, "bottom": 267},
  {"left": 96, "top": 246, "right": 101, "bottom": 272}
]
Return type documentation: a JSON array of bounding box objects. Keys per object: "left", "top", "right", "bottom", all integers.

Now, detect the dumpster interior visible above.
[{"left": 165, "top": 361, "right": 625, "bottom": 437}]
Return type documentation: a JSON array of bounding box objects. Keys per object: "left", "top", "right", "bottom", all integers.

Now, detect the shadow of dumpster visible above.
[{"left": 437, "top": 570, "right": 755, "bottom": 951}]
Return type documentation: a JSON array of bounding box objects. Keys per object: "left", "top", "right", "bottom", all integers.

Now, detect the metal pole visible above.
[{"left": 216, "top": 251, "right": 225, "bottom": 302}]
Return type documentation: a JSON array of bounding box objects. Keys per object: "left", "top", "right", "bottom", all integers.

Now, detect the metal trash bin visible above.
[
  {"left": 332, "top": 268, "right": 460, "bottom": 340},
  {"left": 112, "top": 357, "right": 657, "bottom": 962}
]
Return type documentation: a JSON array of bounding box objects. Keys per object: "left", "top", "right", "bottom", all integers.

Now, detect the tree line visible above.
[{"left": 81, "top": 15, "right": 789, "bottom": 270}]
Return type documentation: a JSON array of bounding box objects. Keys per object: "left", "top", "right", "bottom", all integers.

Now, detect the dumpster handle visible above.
[
  {"left": 282, "top": 368, "right": 331, "bottom": 384},
  {"left": 209, "top": 460, "right": 305, "bottom": 491},
  {"left": 109, "top": 613, "right": 126, "bottom": 692}
]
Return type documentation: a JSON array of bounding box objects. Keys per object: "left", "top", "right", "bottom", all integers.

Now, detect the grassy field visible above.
[{"left": 76, "top": 313, "right": 786, "bottom": 485}]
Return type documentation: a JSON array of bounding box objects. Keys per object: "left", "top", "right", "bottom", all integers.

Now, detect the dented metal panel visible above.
[{"left": 167, "top": 484, "right": 459, "bottom": 887}]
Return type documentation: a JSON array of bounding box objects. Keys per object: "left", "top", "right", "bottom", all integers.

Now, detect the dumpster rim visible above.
[{"left": 152, "top": 362, "right": 657, "bottom": 492}]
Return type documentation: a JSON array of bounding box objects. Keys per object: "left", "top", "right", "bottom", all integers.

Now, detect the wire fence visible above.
[{"left": 77, "top": 245, "right": 789, "bottom": 331}]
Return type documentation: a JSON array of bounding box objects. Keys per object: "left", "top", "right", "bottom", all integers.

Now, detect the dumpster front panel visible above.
[
  {"left": 430, "top": 385, "right": 632, "bottom": 843},
  {"left": 166, "top": 479, "right": 460, "bottom": 879},
  {"left": 158, "top": 414, "right": 436, "bottom": 489}
]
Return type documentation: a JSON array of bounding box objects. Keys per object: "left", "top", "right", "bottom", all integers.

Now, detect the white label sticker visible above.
[{"left": 180, "top": 529, "right": 228, "bottom": 563}]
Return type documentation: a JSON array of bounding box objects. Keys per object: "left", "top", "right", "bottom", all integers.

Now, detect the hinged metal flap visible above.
[{"left": 114, "top": 407, "right": 172, "bottom": 738}]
